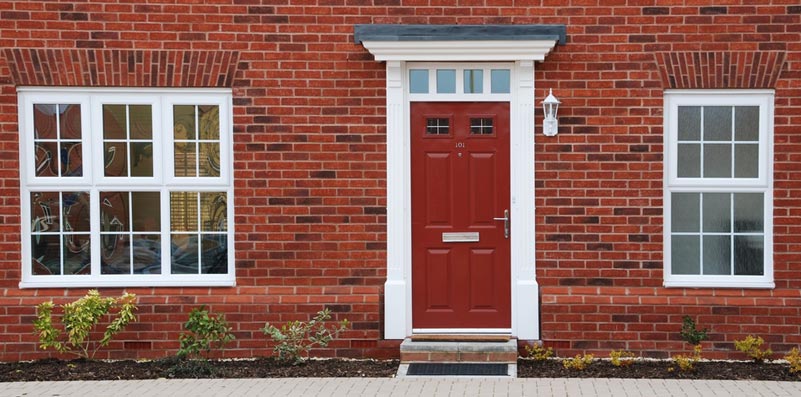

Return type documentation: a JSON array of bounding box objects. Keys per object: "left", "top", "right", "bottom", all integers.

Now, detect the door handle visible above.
[{"left": 493, "top": 209, "right": 509, "bottom": 239}]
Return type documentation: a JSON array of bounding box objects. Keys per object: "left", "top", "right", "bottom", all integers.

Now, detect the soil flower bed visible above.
[{"left": 2, "top": 357, "right": 801, "bottom": 382}]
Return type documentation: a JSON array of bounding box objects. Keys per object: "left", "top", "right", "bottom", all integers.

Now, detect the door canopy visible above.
[{"left": 354, "top": 24, "right": 566, "bottom": 62}]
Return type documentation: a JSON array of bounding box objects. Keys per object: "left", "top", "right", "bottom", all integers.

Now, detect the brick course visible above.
[{"left": 1, "top": 1, "right": 801, "bottom": 361}]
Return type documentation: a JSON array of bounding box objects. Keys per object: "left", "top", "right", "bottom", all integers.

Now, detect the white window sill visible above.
[
  {"left": 20, "top": 276, "right": 235, "bottom": 289},
  {"left": 664, "top": 279, "right": 775, "bottom": 289}
]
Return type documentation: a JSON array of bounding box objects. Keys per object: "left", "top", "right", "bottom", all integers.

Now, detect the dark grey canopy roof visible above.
[{"left": 354, "top": 24, "right": 567, "bottom": 45}]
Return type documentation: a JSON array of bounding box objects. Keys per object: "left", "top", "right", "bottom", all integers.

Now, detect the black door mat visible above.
[{"left": 406, "top": 363, "right": 508, "bottom": 376}]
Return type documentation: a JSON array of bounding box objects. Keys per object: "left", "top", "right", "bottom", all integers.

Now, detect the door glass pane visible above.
[
  {"left": 409, "top": 69, "right": 429, "bottom": 94},
  {"left": 469, "top": 118, "right": 494, "bottom": 135},
  {"left": 671, "top": 235, "right": 700, "bottom": 274},
  {"left": 703, "top": 235, "right": 731, "bottom": 275},
  {"left": 426, "top": 118, "right": 450, "bottom": 135},
  {"left": 735, "top": 106, "right": 759, "bottom": 141},
  {"left": 734, "top": 143, "right": 758, "bottom": 178},
  {"left": 704, "top": 106, "right": 732, "bottom": 141},
  {"left": 464, "top": 69, "right": 483, "bottom": 94},
  {"left": 490, "top": 69, "right": 510, "bottom": 93},
  {"left": 33, "top": 104, "right": 58, "bottom": 139},
  {"left": 678, "top": 106, "right": 701, "bottom": 141},
  {"left": 703, "top": 144, "right": 731, "bottom": 177},
  {"left": 734, "top": 235, "right": 763, "bottom": 275},
  {"left": 734, "top": 193, "right": 763, "bottom": 233},
  {"left": 677, "top": 143, "right": 700, "bottom": 177},
  {"left": 436, "top": 69, "right": 456, "bottom": 94},
  {"left": 702, "top": 193, "right": 730, "bottom": 233},
  {"left": 671, "top": 192, "right": 700, "bottom": 232}
]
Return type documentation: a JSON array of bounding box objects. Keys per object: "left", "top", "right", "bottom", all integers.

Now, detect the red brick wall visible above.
[{"left": 1, "top": 1, "right": 800, "bottom": 361}]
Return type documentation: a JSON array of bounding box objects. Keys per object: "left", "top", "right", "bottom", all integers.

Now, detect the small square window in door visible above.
[
  {"left": 470, "top": 118, "right": 494, "bottom": 135},
  {"left": 426, "top": 118, "right": 450, "bottom": 135}
]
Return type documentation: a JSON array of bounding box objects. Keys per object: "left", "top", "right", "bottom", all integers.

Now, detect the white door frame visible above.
[{"left": 359, "top": 38, "right": 560, "bottom": 340}]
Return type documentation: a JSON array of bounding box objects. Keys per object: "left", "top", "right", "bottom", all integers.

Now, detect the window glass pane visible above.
[
  {"left": 171, "top": 192, "right": 199, "bottom": 232},
  {"left": 671, "top": 193, "right": 700, "bottom": 232},
  {"left": 31, "top": 192, "right": 60, "bottom": 232},
  {"left": 132, "top": 235, "right": 161, "bottom": 274},
  {"left": 101, "top": 233, "right": 130, "bottom": 274},
  {"left": 131, "top": 192, "right": 160, "bottom": 232},
  {"left": 60, "top": 142, "right": 83, "bottom": 177},
  {"left": 32, "top": 235, "right": 61, "bottom": 275},
  {"left": 103, "top": 105, "right": 127, "bottom": 139},
  {"left": 703, "top": 144, "right": 731, "bottom": 177},
  {"left": 130, "top": 142, "right": 154, "bottom": 177},
  {"left": 734, "top": 235, "right": 763, "bottom": 275},
  {"left": 104, "top": 142, "right": 127, "bottom": 177},
  {"left": 201, "top": 192, "right": 227, "bottom": 232},
  {"left": 409, "top": 69, "right": 429, "bottom": 94},
  {"left": 199, "top": 142, "right": 221, "bottom": 177},
  {"left": 735, "top": 106, "right": 759, "bottom": 141},
  {"left": 101, "top": 192, "right": 129, "bottom": 233},
  {"left": 174, "top": 142, "right": 198, "bottom": 177},
  {"left": 172, "top": 234, "right": 198, "bottom": 274},
  {"left": 703, "top": 106, "right": 732, "bottom": 141},
  {"left": 677, "top": 143, "right": 700, "bottom": 177},
  {"left": 174, "top": 105, "right": 196, "bottom": 140},
  {"left": 490, "top": 69, "right": 510, "bottom": 93},
  {"left": 671, "top": 235, "right": 700, "bottom": 274},
  {"left": 34, "top": 142, "right": 58, "bottom": 177},
  {"left": 129, "top": 105, "right": 152, "bottom": 139},
  {"left": 436, "top": 69, "right": 456, "bottom": 94},
  {"left": 734, "top": 193, "right": 763, "bottom": 233},
  {"left": 201, "top": 235, "right": 227, "bottom": 274},
  {"left": 63, "top": 234, "right": 90, "bottom": 275},
  {"left": 464, "top": 69, "right": 483, "bottom": 94},
  {"left": 62, "top": 191, "right": 90, "bottom": 232},
  {"left": 702, "top": 193, "right": 730, "bottom": 233},
  {"left": 678, "top": 106, "right": 701, "bottom": 141},
  {"left": 734, "top": 143, "right": 758, "bottom": 178},
  {"left": 59, "top": 104, "right": 82, "bottom": 139},
  {"left": 33, "top": 104, "right": 58, "bottom": 139},
  {"left": 703, "top": 235, "right": 731, "bottom": 275}
]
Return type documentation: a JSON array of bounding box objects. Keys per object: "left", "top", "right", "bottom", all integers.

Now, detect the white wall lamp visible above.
[{"left": 541, "top": 89, "right": 560, "bottom": 136}]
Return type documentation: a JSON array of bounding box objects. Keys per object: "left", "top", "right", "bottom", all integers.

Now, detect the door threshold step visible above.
[
  {"left": 410, "top": 334, "right": 511, "bottom": 342},
  {"left": 400, "top": 338, "right": 518, "bottom": 364},
  {"left": 398, "top": 363, "right": 516, "bottom": 377}
]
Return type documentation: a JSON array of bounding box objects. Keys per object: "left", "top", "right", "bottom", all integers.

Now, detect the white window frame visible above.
[
  {"left": 18, "top": 87, "right": 235, "bottom": 288},
  {"left": 664, "top": 89, "right": 774, "bottom": 288}
]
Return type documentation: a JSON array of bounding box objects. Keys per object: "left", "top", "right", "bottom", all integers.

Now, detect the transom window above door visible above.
[{"left": 408, "top": 63, "right": 512, "bottom": 101}]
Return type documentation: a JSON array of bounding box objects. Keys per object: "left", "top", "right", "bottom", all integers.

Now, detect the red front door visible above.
[{"left": 411, "top": 102, "right": 511, "bottom": 329}]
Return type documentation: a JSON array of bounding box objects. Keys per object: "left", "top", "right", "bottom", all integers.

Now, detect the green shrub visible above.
[
  {"left": 734, "top": 335, "right": 772, "bottom": 363},
  {"left": 177, "top": 306, "right": 235, "bottom": 360},
  {"left": 524, "top": 344, "right": 554, "bottom": 361},
  {"left": 562, "top": 353, "right": 594, "bottom": 370},
  {"left": 785, "top": 347, "right": 801, "bottom": 374},
  {"left": 262, "top": 308, "right": 349, "bottom": 364},
  {"left": 679, "top": 316, "right": 709, "bottom": 346},
  {"left": 33, "top": 290, "right": 137, "bottom": 359},
  {"left": 609, "top": 350, "right": 635, "bottom": 367}
]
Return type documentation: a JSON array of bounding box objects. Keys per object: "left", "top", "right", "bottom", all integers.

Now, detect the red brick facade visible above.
[{"left": 1, "top": 1, "right": 801, "bottom": 361}]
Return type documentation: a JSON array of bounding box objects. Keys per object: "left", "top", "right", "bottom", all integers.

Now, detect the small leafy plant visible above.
[
  {"left": 524, "top": 344, "right": 554, "bottom": 361},
  {"left": 262, "top": 308, "right": 349, "bottom": 364},
  {"left": 609, "top": 350, "right": 636, "bottom": 367},
  {"left": 562, "top": 353, "right": 594, "bottom": 370},
  {"left": 785, "top": 347, "right": 801, "bottom": 374},
  {"left": 178, "top": 306, "right": 235, "bottom": 360},
  {"left": 734, "top": 335, "right": 772, "bottom": 363},
  {"left": 671, "top": 344, "right": 702, "bottom": 373},
  {"left": 679, "top": 316, "right": 709, "bottom": 346},
  {"left": 33, "top": 290, "right": 137, "bottom": 359}
]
